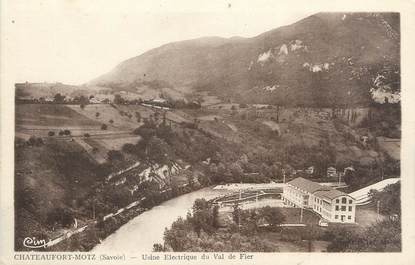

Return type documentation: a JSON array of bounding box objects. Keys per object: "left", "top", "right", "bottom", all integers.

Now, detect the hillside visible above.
[{"left": 91, "top": 12, "right": 400, "bottom": 107}]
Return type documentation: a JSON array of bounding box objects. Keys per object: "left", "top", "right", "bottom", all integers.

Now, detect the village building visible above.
[
  {"left": 282, "top": 177, "right": 356, "bottom": 223},
  {"left": 326, "top": 166, "right": 338, "bottom": 178},
  {"left": 305, "top": 166, "right": 314, "bottom": 175}
]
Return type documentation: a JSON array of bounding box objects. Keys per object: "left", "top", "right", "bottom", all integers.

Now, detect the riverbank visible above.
[
  {"left": 46, "top": 182, "right": 285, "bottom": 252},
  {"left": 46, "top": 184, "right": 201, "bottom": 251},
  {"left": 92, "top": 187, "right": 229, "bottom": 252}
]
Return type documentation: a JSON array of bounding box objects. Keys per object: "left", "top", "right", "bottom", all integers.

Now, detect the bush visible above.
[
  {"left": 46, "top": 207, "right": 74, "bottom": 228},
  {"left": 122, "top": 143, "right": 136, "bottom": 153},
  {"left": 101, "top": 124, "right": 108, "bottom": 130},
  {"left": 239, "top": 103, "right": 248, "bottom": 108},
  {"left": 48, "top": 131, "right": 55, "bottom": 137},
  {"left": 27, "top": 136, "right": 43, "bottom": 146},
  {"left": 107, "top": 150, "right": 123, "bottom": 161}
]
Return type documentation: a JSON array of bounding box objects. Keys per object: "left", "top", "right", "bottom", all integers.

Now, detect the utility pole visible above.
[
  {"left": 300, "top": 206, "right": 304, "bottom": 223},
  {"left": 377, "top": 200, "right": 381, "bottom": 220},
  {"left": 92, "top": 201, "right": 96, "bottom": 220},
  {"left": 338, "top": 170, "right": 342, "bottom": 186},
  {"left": 283, "top": 169, "right": 286, "bottom": 184}
]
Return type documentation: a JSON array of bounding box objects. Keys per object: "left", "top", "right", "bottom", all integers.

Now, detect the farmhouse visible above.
[
  {"left": 282, "top": 177, "right": 356, "bottom": 223},
  {"left": 326, "top": 167, "right": 337, "bottom": 178}
]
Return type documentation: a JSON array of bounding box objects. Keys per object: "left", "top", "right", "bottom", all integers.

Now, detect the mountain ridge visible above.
[{"left": 91, "top": 12, "right": 400, "bottom": 107}]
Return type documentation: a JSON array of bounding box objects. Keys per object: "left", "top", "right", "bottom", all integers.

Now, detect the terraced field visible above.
[{"left": 16, "top": 104, "right": 147, "bottom": 163}]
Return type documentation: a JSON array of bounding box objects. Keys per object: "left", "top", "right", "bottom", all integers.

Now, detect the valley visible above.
[{"left": 13, "top": 11, "right": 401, "bottom": 253}]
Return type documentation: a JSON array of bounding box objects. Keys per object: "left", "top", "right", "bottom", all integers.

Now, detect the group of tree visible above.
[
  {"left": 159, "top": 199, "right": 278, "bottom": 252},
  {"left": 232, "top": 205, "right": 285, "bottom": 235},
  {"left": 368, "top": 181, "right": 400, "bottom": 217},
  {"left": 26, "top": 136, "right": 44, "bottom": 147},
  {"left": 58, "top": 129, "right": 71, "bottom": 136},
  {"left": 326, "top": 218, "right": 401, "bottom": 252},
  {"left": 45, "top": 207, "right": 75, "bottom": 229}
]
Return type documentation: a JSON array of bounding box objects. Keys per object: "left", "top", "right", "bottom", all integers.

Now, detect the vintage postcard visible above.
[{"left": 1, "top": 0, "right": 415, "bottom": 264}]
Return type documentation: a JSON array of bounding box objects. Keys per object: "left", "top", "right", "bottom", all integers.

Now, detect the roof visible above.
[
  {"left": 287, "top": 177, "right": 350, "bottom": 200},
  {"left": 287, "top": 177, "right": 330, "bottom": 193},
  {"left": 314, "top": 189, "right": 349, "bottom": 200}
]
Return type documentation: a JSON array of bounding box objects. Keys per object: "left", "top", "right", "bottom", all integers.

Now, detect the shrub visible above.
[
  {"left": 122, "top": 143, "right": 136, "bottom": 153},
  {"left": 107, "top": 150, "right": 123, "bottom": 161},
  {"left": 239, "top": 103, "right": 248, "bottom": 108},
  {"left": 27, "top": 136, "right": 43, "bottom": 146},
  {"left": 46, "top": 207, "right": 74, "bottom": 228}
]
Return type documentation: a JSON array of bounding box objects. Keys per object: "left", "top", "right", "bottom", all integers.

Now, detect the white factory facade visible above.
[{"left": 282, "top": 177, "right": 356, "bottom": 223}]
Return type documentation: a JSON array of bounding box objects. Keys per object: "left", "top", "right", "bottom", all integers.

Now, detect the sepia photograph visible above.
[{"left": 2, "top": 1, "right": 414, "bottom": 263}]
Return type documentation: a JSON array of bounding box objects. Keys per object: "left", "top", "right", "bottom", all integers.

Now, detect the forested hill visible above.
[{"left": 91, "top": 12, "right": 400, "bottom": 107}]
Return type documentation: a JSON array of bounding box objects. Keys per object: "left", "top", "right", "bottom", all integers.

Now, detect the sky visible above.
[{"left": 3, "top": 0, "right": 314, "bottom": 85}]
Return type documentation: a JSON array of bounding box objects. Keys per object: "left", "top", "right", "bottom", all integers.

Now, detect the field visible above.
[{"left": 16, "top": 104, "right": 151, "bottom": 163}]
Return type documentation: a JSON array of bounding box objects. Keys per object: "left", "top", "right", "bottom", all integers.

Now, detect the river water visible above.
[{"left": 92, "top": 187, "right": 229, "bottom": 252}]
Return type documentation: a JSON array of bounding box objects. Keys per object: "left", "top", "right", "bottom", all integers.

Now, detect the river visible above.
[{"left": 92, "top": 187, "right": 229, "bottom": 252}]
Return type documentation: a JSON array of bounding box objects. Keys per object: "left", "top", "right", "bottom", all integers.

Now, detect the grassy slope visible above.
[{"left": 14, "top": 139, "right": 106, "bottom": 249}]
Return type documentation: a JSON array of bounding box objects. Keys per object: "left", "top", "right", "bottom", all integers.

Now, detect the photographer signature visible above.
[{"left": 23, "top": 237, "right": 48, "bottom": 249}]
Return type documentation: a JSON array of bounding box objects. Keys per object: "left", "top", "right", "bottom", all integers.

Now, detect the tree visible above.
[
  {"left": 46, "top": 207, "right": 74, "bottom": 228},
  {"left": 147, "top": 137, "right": 171, "bottom": 164},
  {"left": 95, "top": 112, "right": 100, "bottom": 118},
  {"left": 259, "top": 206, "right": 285, "bottom": 228},
  {"left": 63, "top": 129, "right": 71, "bottom": 136},
  {"left": 122, "top": 143, "right": 136, "bottom": 154},
  {"left": 101, "top": 124, "right": 108, "bottom": 130},
  {"left": 135, "top": 112, "right": 142, "bottom": 123},
  {"left": 27, "top": 136, "right": 43, "bottom": 146},
  {"left": 109, "top": 186, "right": 131, "bottom": 207},
  {"left": 109, "top": 119, "right": 114, "bottom": 124},
  {"left": 107, "top": 150, "right": 123, "bottom": 161},
  {"left": 84, "top": 133, "right": 90, "bottom": 138},
  {"left": 230, "top": 162, "right": 244, "bottom": 182},
  {"left": 153, "top": 243, "right": 166, "bottom": 252},
  {"left": 48, "top": 131, "right": 55, "bottom": 137},
  {"left": 53, "top": 93, "right": 65, "bottom": 103},
  {"left": 369, "top": 182, "right": 400, "bottom": 216},
  {"left": 113, "top": 94, "right": 124, "bottom": 104},
  {"left": 239, "top": 103, "right": 248, "bottom": 108}
]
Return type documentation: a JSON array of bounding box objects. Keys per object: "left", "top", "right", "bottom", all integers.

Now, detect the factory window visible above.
[
  {"left": 335, "top": 205, "right": 339, "bottom": 211},
  {"left": 342, "top": 198, "right": 347, "bottom": 204},
  {"left": 348, "top": 206, "right": 352, "bottom": 211}
]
